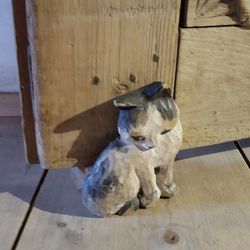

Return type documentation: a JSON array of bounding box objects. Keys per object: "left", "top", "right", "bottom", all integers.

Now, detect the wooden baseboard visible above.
[{"left": 0, "top": 93, "right": 21, "bottom": 116}]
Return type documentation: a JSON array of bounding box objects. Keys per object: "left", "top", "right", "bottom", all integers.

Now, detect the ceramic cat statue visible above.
[{"left": 81, "top": 82, "right": 182, "bottom": 217}]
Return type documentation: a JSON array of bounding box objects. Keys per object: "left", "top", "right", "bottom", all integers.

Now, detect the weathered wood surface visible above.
[
  {"left": 12, "top": 0, "right": 39, "bottom": 163},
  {"left": 16, "top": 143, "right": 250, "bottom": 250},
  {"left": 184, "top": 0, "right": 250, "bottom": 27},
  {"left": 26, "top": 0, "right": 181, "bottom": 169},
  {"left": 176, "top": 27, "right": 250, "bottom": 149},
  {"left": 0, "top": 93, "right": 20, "bottom": 116},
  {"left": 0, "top": 117, "right": 43, "bottom": 250}
]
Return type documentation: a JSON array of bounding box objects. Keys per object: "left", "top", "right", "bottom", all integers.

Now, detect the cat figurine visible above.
[{"left": 81, "top": 81, "right": 182, "bottom": 217}]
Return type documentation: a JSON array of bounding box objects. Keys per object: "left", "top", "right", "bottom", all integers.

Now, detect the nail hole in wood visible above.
[
  {"left": 163, "top": 229, "right": 179, "bottom": 245},
  {"left": 92, "top": 76, "right": 100, "bottom": 85},
  {"left": 129, "top": 73, "right": 137, "bottom": 83},
  {"left": 57, "top": 222, "right": 67, "bottom": 228},
  {"left": 153, "top": 53, "right": 160, "bottom": 63}
]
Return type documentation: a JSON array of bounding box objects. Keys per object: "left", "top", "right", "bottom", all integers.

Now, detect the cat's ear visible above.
[
  {"left": 113, "top": 81, "right": 168, "bottom": 108},
  {"left": 113, "top": 89, "right": 144, "bottom": 109},
  {"left": 154, "top": 97, "right": 177, "bottom": 120},
  {"left": 151, "top": 87, "right": 172, "bottom": 100},
  {"left": 141, "top": 81, "right": 163, "bottom": 98}
]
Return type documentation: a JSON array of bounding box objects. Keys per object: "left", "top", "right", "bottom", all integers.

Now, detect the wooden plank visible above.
[
  {"left": 184, "top": 0, "right": 250, "bottom": 27},
  {"left": 12, "top": 0, "right": 39, "bottom": 164},
  {"left": 0, "top": 92, "right": 20, "bottom": 116},
  {"left": 0, "top": 117, "right": 43, "bottom": 250},
  {"left": 26, "top": 0, "right": 181, "bottom": 169},
  {"left": 175, "top": 27, "right": 250, "bottom": 149},
  {"left": 16, "top": 143, "right": 250, "bottom": 250}
]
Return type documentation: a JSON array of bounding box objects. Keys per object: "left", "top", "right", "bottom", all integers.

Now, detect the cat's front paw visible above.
[
  {"left": 160, "top": 182, "right": 178, "bottom": 198},
  {"left": 139, "top": 188, "right": 161, "bottom": 208}
]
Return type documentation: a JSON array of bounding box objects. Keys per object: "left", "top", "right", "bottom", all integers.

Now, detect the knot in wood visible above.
[
  {"left": 163, "top": 229, "right": 179, "bottom": 245},
  {"left": 92, "top": 76, "right": 100, "bottom": 85},
  {"left": 114, "top": 83, "right": 129, "bottom": 94}
]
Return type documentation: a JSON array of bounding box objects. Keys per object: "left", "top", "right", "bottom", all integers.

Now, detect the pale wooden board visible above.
[
  {"left": 176, "top": 27, "right": 250, "bottom": 149},
  {"left": 0, "top": 93, "right": 20, "bottom": 116},
  {"left": 16, "top": 143, "right": 250, "bottom": 250},
  {"left": 12, "top": 0, "right": 39, "bottom": 164},
  {"left": 26, "top": 0, "right": 181, "bottom": 169},
  {"left": 184, "top": 0, "right": 250, "bottom": 27},
  {"left": 0, "top": 117, "right": 43, "bottom": 250}
]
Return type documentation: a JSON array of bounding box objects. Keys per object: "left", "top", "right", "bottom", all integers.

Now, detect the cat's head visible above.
[{"left": 113, "top": 81, "right": 179, "bottom": 151}]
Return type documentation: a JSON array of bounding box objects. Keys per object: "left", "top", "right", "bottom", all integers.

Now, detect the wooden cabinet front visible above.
[
  {"left": 25, "top": 0, "right": 181, "bottom": 168},
  {"left": 15, "top": 0, "right": 250, "bottom": 168}
]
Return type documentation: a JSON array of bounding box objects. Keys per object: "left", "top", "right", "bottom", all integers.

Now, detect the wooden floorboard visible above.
[
  {"left": 16, "top": 143, "right": 250, "bottom": 250},
  {"left": 0, "top": 93, "right": 21, "bottom": 116},
  {"left": 0, "top": 117, "right": 43, "bottom": 250}
]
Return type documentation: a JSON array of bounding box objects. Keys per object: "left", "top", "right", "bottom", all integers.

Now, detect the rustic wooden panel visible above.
[
  {"left": 184, "top": 0, "right": 250, "bottom": 27},
  {"left": 16, "top": 143, "right": 250, "bottom": 250},
  {"left": 12, "top": 0, "right": 39, "bottom": 164},
  {"left": 176, "top": 27, "right": 250, "bottom": 149},
  {"left": 26, "top": 0, "right": 181, "bottom": 168},
  {"left": 0, "top": 117, "right": 43, "bottom": 250}
]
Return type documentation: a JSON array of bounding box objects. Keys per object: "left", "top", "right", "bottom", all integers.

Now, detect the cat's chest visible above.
[{"left": 121, "top": 145, "right": 168, "bottom": 167}]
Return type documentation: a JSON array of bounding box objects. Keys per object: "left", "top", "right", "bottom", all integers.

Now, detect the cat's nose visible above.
[{"left": 135, "top": 144, "right": 155, "bottom": 151}]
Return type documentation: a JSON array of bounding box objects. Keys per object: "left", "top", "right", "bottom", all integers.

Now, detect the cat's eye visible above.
[
  {"left": 160, "top": 129, "right": 171, "bottom": 135},
  {"left": 132, "top": 135, "right": 146, "bottom": 141}
]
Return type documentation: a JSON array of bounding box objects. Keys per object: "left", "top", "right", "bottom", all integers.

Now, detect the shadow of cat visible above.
[{"left": 54, "top": 100, "right": 119, "bottom": 170}]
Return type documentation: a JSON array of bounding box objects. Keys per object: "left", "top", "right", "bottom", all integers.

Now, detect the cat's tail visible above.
[{"left": 70, "top": 166, "right": 91, "bottom": 191}]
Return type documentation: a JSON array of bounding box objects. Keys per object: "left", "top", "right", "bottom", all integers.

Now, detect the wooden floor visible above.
[{"left": 1, "top": 118, "right": 250, "bottom": 250}]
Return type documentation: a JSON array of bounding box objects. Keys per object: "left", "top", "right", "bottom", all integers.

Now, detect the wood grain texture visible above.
[
  {"left": 26, "top": 0, "right": 181, "bottom": 169},
  {"left": 176, "top": 27, "right": 250, "bottom": 149},
  {"left": 184, "top": 0, "right": 250, "bottom": 27},
  {"left": 0, "top": 117, "right": 43, "bottom": 250},
  {"left": 16, "top": 143, "right": 250, "bottom": 250},
  {"left": 12, "top": 0, "right": 39, "bottom": 163},
  {"left": 0, "top": 93, "right": 20, "bottom": 116}
]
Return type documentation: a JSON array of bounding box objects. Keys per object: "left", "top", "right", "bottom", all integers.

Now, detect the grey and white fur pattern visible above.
[{"left": 81, "top": 82, "right": 182, "bottom": 217}]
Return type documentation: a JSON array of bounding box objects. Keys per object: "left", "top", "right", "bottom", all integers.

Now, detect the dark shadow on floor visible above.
[
  {"left": 34, "top": 168, "right": 99, "bottom": 218},
  {"left": 176, "top": 142, "right": 237, "bottom": 161},
  {"left": 0, "top": 117, "right": 97, "bottom": 218},
  {"left": 0, "top": 117, "right": 43, "bottom": 204},
  {"left": 238, "top": 138, "right": 250, "bottom": 148},
  {"left": 54, "top": 100, "right": 118, "bottom": 170}
]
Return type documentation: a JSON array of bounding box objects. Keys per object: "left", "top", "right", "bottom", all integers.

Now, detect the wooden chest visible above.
[{"left": 14, "top": 0, "right": 250, "bottom": 168}]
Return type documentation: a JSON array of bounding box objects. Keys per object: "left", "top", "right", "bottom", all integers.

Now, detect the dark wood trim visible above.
[{"left": 12, "top": 0, "right": 39, "bottom": 164}]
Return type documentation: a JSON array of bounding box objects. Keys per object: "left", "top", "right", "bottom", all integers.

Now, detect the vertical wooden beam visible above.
[{"left": 12, "top": 0, "right": 39, "bottom": 164}]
